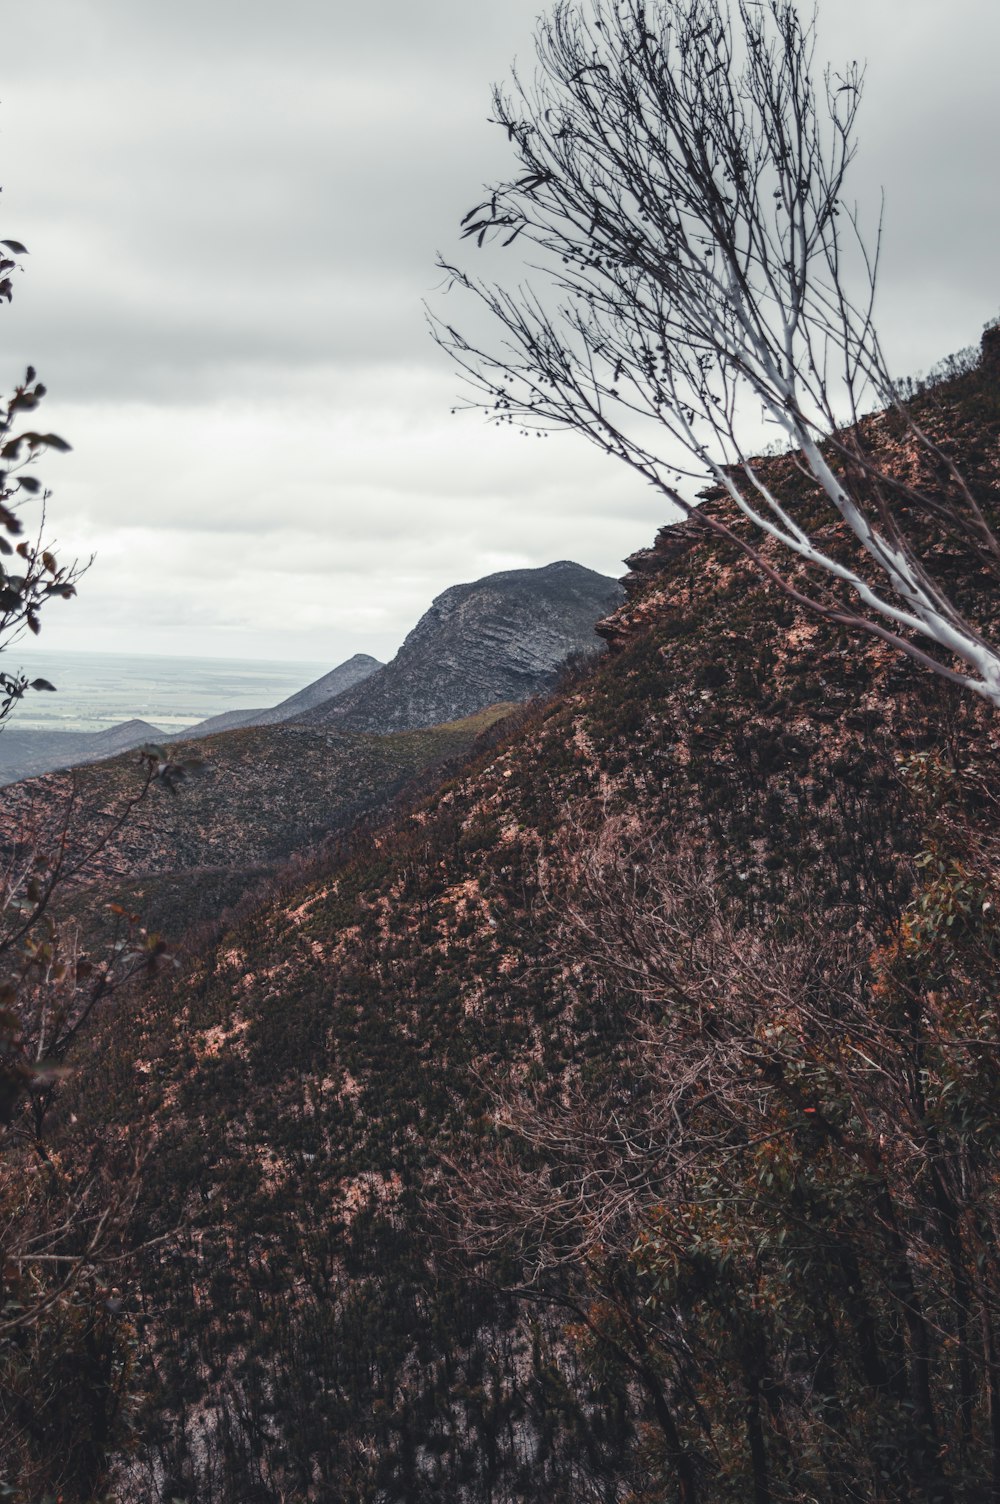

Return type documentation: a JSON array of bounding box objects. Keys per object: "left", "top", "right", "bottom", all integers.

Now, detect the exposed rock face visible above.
[
  {"left": 982, "top": 323, "right": 1000, "bottom": 374},
  {"left": 176, "top": 653, "right": 382, "bottom": 737},
  {"left": 292, "top": 561, "right": 625, "bottom": 735}
]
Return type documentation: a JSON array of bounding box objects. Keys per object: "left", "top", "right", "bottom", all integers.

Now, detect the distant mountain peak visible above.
[
  {"left": 173, "top": 653, "right": 384, "bottom": 739},
  {"left": 293, "top": 560, "right": 624, "bottom": 736}
]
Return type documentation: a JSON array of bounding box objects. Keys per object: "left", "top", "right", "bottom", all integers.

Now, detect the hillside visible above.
[
  {"left": 295, "top": 559, "right": 624, "bottom": 733},
  {"left": 39, "top": 349, "right": 1000, "bottom": 1502},
  {"left": 0, "top": 656, "right": 386, "bottom": 787},
  {"left": 0, "top": 557, "right": 619, "bottom": 788},
  {"left": 0, "top": 717, "right": 166, "bottom": 787},
  {"left": 0, "top": 707, "right": 517, "bottom": 943},
  {"left": 0, "top": 342, "right": 996, "bottom": 1502},
  {"left": 0, "top": 556, "right": 623, "bottom": 943}
]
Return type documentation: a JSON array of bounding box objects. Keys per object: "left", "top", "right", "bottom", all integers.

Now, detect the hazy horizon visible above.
[{"left": 0, "top": 645, "right": 337, "bottom": 736}]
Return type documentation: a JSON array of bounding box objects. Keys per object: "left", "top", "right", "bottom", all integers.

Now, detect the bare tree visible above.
[
  {"left": 0, "top": 205, "right": 199, "bottom": 1502},
  {"left": 432, "top": 0, "right": 1000, "bottom": 705}
]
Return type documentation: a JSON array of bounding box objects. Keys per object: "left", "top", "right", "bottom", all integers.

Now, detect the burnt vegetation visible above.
[
  {"left": 14, "top": 338, "right": 994, "bottom": 1502},
  {"left": 4, "top": 0, "right": 1000, "bottom": 1493}
]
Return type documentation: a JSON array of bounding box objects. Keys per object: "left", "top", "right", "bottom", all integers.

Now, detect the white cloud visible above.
[{"left": 0, "top": 0, "right": 997, "bottom": 662}]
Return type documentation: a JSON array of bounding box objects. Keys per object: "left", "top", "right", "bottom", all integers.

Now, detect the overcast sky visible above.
[{"left": 1, "top": 0, "right": 997, "bottom": 665}]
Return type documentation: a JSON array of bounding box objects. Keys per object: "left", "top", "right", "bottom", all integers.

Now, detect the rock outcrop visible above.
[{"left": 292, "top": 560, "right": 624, "bottom": 735}]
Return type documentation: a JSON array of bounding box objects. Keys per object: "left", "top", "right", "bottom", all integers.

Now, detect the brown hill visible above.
[
  {"left": 21, "top": 351, "right": 1000, "bottom": 1501},
  {"left": 0, "top": 706, "right": 516, "bottom": 941}
]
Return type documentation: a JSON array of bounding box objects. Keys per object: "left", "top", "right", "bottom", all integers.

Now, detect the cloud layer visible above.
[{"left": 1, "top": 0, "right": 997, "bottom": 661}]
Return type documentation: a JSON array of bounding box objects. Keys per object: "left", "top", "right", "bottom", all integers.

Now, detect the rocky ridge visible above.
[
  {"left": 172, "top": 653, "right": 383, "bottom": 739},
  {"left": 292, "top": 559, "right": 624, "bottom": 734},
  {"left": 0, "top": 559, "right": 620, "bottom": 787}
]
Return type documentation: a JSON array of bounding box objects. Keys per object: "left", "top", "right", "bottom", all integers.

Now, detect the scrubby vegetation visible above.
[
  {"left": 4, "top": 338, "right": 992, "bottom": 1501},
  {"left": 0, "top": 707, "right": 517, "bottom": 939}
]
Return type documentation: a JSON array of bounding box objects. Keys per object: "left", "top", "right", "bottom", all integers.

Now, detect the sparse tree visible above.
[
  {"left": 433, "top": 0, "right": 1000, "bottom": 705},
  {"left": 0, "top": 238, "right": 80, "bottom": 714}
]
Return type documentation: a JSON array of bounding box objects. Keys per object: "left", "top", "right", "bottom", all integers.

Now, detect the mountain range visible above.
[
  {"left": 0, "top": 560, "right": 622, "bottom": 937},
  {"left": 0, "top": 560, "right": 622, "bottom": 786},
  {"left": 173, "top": 652, "right": 383, "bottom": 737}
]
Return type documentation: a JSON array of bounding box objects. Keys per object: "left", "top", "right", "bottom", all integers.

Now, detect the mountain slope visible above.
[
  {"left": 0, "top": 718, "right": 166, "bottom": 787},
  {"left": 293, "top": 559, "right": 624, "bottom": 733},
  {"left": 174, "top": 652, "right": 382, "bottom": 737},
  {"left": 39, "top": 352, "right": 1000, "bottom": 1501},
  {"left": 0, "top": 555, "right": 621, "bottom": 939},
  {"left": 0, "top": 657, "right": 387, "bottom": 787},
  {"left": 0, "top": 706, "right": 517, "bottom": 941}
]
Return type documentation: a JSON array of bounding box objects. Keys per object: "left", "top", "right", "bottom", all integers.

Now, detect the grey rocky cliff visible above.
[{"left": 292, "top": 561, "right": 625, "bottom": 735}]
